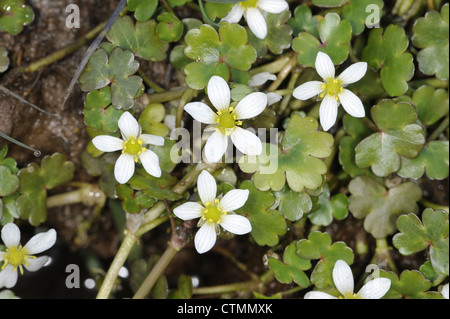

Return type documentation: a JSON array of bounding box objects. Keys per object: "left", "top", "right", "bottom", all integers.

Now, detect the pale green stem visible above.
[
  {"left": 420, "top": 199, "right": 449, "bottom": 213},
  {"left": 267, "top": 53, "right": 299, "bottom": 92},
  {"left": 427, "top": 115, "right": 449, "bottom": 143},
  {"left": 96, "top": 232, "right": 137, "bottom": 299},
  {"left": 193, "top": 280, "right": 258, "bottom": 296},
  {"left": 176, "top": 88, "right": 195, "bottom": 129},
  {"left": 132, "top": 244, "right": 179, "bottom": 299},
  {"left": 249, "top": 54, "right": 292, "bottom": 76}
]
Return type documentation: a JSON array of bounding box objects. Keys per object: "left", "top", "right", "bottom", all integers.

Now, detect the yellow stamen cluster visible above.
[
  {"left": 340, "top": 293, "right": 361, "bottom": 299},
  {"left": 1, "top": 245, "right": 35, "bottom": 275},
  {"left": 215, "top": 107, "right": 242, "bottom": 136},
  {"left": 123, "top": 138, "right": 146, "bottom": 162},
  {"left": 202, "top": 199, "right": 226, "bottom": 224},
  {"left": 320, "top": 79, "right": 344, "bottom": 101},
  {"left": 238, "top": 0, "right": 259, "bottom": 9}
]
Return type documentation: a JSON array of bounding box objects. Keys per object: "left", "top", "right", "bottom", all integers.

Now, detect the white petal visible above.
[
  {"left": 197, "top": 170, "right": 217, "bottom": 205},
  {"left": 1, "top": 223, "right": 20, "bottom": 248},
  {"left": 139, "top": 150, "right": 161, "bottom": 178},
  {"left": 230, "top": 127, "right": 262, "bottom": 156},
  {"left": 441, "top": 283, "right": 449, "bottom": 299},
  {"left": 304, "top": 291, "right": 338, "bottom": 299},
  {"left": 332, "top": 260, "right": 354, "bottom": 297},
  {"left": 357, "top": 278, "right": 391, "bottom": 299},
  {"left": 218, "top": 189, "right": 249, "bottom": 212},
  {"left": 267, "top": 92, "right": 282, "bottom": 106},
  {"left": 233, "top": 92, "right": 267, "bottom": 120},
  {"left": 23, "top": 229, "right": 56, "bottom": 255},
  {"left": 248, "top": 72, "right": 277, "bottom": 87},
  {"left": 319, "top": 95, "right": 339, "bottom": 131},
  {"left": 293, "top": 81, "right": 324, "bottom": 100},
  {"left": 92, "top": 135, "right": 124, "bottom": 153},
  {"left": 173, "top": 202, "right": 204, "bottom": 221},
  {"left": 338, "top": 62, "right": 368, "bottom": 85},
  {"left": 338, "top": 89, "right": 365, "bottom": 118},
  {"left": 140, "top": 134, "right": 165, "bottom": 146},
  {"left": 194, "top": 222, "right": 217, "bottom": 254},
  {"left": 204, "top": 130, "right": 228, "bottom": 163},
  {"left": 207, "top": 76, "right": 231, "bottom": 112},
  {"left": 246, "top": 8, "right": 267, "bottom": 39},
  {"left": 221, "top": 4, "right": 244, "bottom": 24},
  {"left": 24, "top": 256, "right": 49, "bottom": 272},
  {"left": 257, "top": 0, "right": 289, "bottom": 14},
  {"left": 114, "top": 153, "right": 135, "bottom": 184},
  {"left": 315, "top": 51, "right": 335, "bottom": 80},
  {"left": 219, "top": 214, "right": 252, "bottom": 235},
  {"left": 0, "top": 265, "right": 18, "bottom": 289},
  {"left": 184, "top": 102, "right": 218, "bottom": 124},
  {"left": 118, "top": 112, "right": 140, "bottom": 140}
]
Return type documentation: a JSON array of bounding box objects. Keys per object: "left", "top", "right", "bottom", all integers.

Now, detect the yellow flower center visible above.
[
  {"left": 320, "top": 79, "right": 344, "bottom": 100},
  {"left": 340, "top": 293, "right": 362, "bottom": 299},
  {"left": 239, "top": 0, "right": 259, "bottom": 9},
  {"left": 215, "top": 107, "right": 242, "bottom": 136},
  {"left": 202, "top": 199, "right": 226, "bottom": 224},
  {"left": 2, "top": 245, "right": 35, "bottom": 275},
  {"left": 123, "top": 138, "right": 146, "bottom": 162}
]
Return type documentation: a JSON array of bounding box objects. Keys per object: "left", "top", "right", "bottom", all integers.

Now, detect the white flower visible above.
[
  {"left": 184, "top": 76, "right": 267, "bottom": 163},
  {"left": 173, "top": 170, "right": 252, "bottom": 254},
  {"left": 0, "top": 223, "right": 56, "bottom": 289},
  {"left": 222, "top": 0, "right": 289, "bottom": 39},
  {"left": 92, "top": 111, "right": 165, "bottom": 184},
  {"left": 304, "top": 260, "right": 391, "bottom": 299},
  {"left": 293, "top": 52, "right": 367, "bottom": 131}
]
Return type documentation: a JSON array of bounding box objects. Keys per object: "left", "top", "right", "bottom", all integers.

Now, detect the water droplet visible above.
[{"left": 34, "top": 150, "right": 41, "bottom": 157}]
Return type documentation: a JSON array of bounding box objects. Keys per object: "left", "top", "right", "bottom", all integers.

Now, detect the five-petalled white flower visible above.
[
  {"left": 92, "top": 112, "right": 164, "bottom": 184},
  {"left": 293, "top": 52, "right": 368, "bottom": 131},
  {"left": 0, "top": 223, "right": 56, "bottom": 289},
  {"left": 222, "top": 0, "right": 289, "bottom": 39},
  {"left": 304, "top": 260, "right": 391, "bottom": 299},
  {"left": 184, "top": 76, "right": 267, "bottom": 163},
  {"left": 173, "top": 170, "right": 252, "bottom": 254}
]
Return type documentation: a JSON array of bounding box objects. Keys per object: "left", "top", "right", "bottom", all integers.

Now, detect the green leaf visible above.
[
  {"left": 311, "top": 0, "right": 346, "bottom": 7},
  {"left": 84, "top": 87, "right": 124, "bottom": 133},
  {"left": 184, "top": 22, "right": 257, "bottom": 89},
  {"left": 412, "top": 85, "right": 449, "bottom": 126},
  {"left": 362, "top": 25, "right": 415, "bottom": 96},
  {"left": 288, "top": 5, "right": 319, "bottom": 37},
  {"left": 0, "top": 0, "right": 34, "bottom": 35},
  {"left": 292, "top": 12, "right": 352, "bottom": 67},
  {"left": 412, "top": 4, "right": 449, "bottom": 80},
  {"left": 138, "top": 103, "right": 169, "bottom": 137},
  {"left": 355, "top": 100, "right": 425, "bottom": 177},
  {"left": 297, "top": 231, "right": 354, "bottom": 289},
  {"left": 348, "top": 176, "right": 422, "bottom": 239},
  {"left": 127, "top": 0, "right": 158, "bottom": 22},
  {"left": 341, "top": 0, "right": 384, "bottom": 35},
  {"left": 0, "top": 165, "right": 19, "bottom": 197},
  {"left": 239, "top": 115, "right": 334, "bottom": 193},
  {"left": 248, "top": 10, "right": 293, "bottom": 56},
  {"left": 168, "top": 274, "right": 193, "bottom": 299},
  {"left": 308, "top": 185, "right": 349, "bottom": 226},
  {"left": 380, "top": 270, "right": 442, "bottom": 299},
  {"left": 16, "top": 153, "right": 75, "bottom": 226},
  {"left": 268, "top": 242, "right": 311, "bottom": 287},
  {"left": 393, "top": 209, "right": 449, "bottom": 276},
  {"left": 275, "top": 186, "right": 312, "bottom": 222},
  {"left": 156, "top": 12, "right": 184, "bottom": 42},
  {"left": 128, "top": 168, "right": 181, "bottom": 201},
  {"left": 235, "top": 180, "right": 286, "bottom": 247},
  {"left": 338, "top": 114, "right": 372, "bottom": 177},
  {"left": 79, "top": 47, "right": 144, "bottom": 110},
  {"left": 107, "top": 16, "right": 169, "bottom": 62},
  {"left": 0, "top": 193, "right": 19, "bottom": 225},
  {"left": 116, "top": 184, "right": 156, "bottom": 214},
  {"left": 398, "top": 141, "right": 449, "bottom": 180},
  {"left": 0, "top": 46, "right": 9, "bottom": 73}
]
